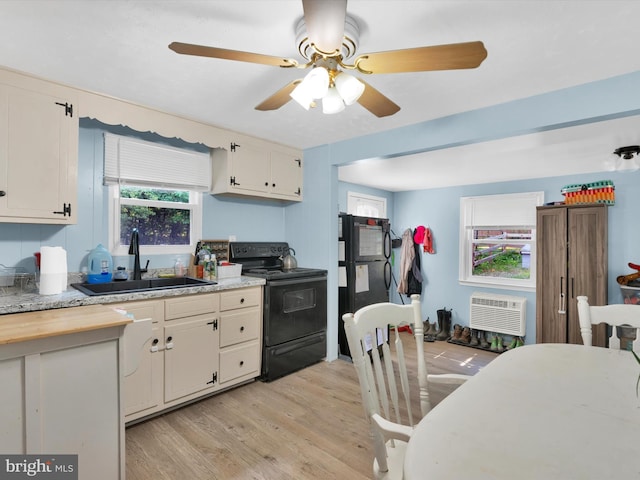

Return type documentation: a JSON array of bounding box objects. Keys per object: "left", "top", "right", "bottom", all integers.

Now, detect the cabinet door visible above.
[
  {"left": 0, "top": 84, "right": 77, "bottom": 223},
  {"left": 270, "top": 150, "right": 302, "bottom": 199},
  {"left": 567, "top": 205, "right": 608, "bottom": 346},
  {"left": 230, "top": 141, "right": 270, "bottom": 194},
  {"left": 164, "top": 316, "right": 218, "bottom": 402},
  {"left": 0, "top": 357, "right": 24, "bottom": 453},
  {"left": 124, "top": 322, "right": 163, "bottom": 418},
  {"left": 40, "top": 340, "right": 120, "bottom": 479},
  {"left": 536, "top": 207, "right": 568, "bottom": 343}
]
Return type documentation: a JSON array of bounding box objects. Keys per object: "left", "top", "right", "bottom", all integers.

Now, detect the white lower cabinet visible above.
[
  {"left": 0, "top": 327, "right": 125, "bottom": 480},
  {"left": 119, "top": 286, "right": 263, "bottom": 424},
  {"left": 164, "top": 314, "right": 219, "bottom": 402}
]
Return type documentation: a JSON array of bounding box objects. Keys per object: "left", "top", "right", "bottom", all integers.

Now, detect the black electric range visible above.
[{"left": 229, "top": 242, "right": 327, "bottom": 381}]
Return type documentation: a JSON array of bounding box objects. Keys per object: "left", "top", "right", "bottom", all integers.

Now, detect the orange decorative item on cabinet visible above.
[{"left": 561, "top": 180, "right": 615, "bottom": 205}]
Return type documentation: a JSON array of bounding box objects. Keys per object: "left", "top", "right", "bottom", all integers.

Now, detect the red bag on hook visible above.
[{"left": 424, "top": 227, "right": 435, "bottom": 254}]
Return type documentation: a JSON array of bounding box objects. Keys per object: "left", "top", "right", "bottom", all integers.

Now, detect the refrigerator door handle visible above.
[
  {"left": 384, "top": 230, "right": 391, "bottom": 260},
  {"left": 384, "top": 260, "right": 392, "bottom": 290}
]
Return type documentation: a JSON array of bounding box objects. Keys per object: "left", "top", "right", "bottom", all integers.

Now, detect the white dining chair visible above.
[
  {"left": 576, "top": 295, "right": 640, "bottom": 350},
  {"left": 343, "top": 294, "right": 470, "bottom": 479}
]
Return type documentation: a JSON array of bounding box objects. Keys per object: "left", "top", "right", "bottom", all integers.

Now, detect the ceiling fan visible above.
[{"left": 168, "top": 0, "right": 487, "bottom": 117}]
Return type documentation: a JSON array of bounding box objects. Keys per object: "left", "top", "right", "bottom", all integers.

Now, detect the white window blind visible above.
[
  {"left": 104, "top": 133, "right": 211, "bottom": 191},
  {"left": 461, "top": 191, "right": 543, "bottom": 228}
]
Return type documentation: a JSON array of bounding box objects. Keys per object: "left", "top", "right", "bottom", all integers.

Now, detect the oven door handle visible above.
[{"left": 265, "top": 275, "right": 327, "bottom": 287}]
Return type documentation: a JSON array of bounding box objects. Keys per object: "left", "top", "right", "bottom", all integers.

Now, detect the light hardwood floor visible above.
[{"left": 126, "top": 335, "right": 498, "bottom": 479}]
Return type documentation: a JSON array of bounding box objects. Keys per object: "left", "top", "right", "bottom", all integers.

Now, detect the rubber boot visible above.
[
  {"left": 490, "top": 335, "right": 498, "bottom": 351},
  {"left": 423, "top": 317, "right": 435, "bottom": 342},
  {"left": 496, "top": 335, "right": 504, "bottom": 353},
  {"left": 435, "top": 308, "right": 449, "bottom": 341},
  {"left": 515, "top": 337, "right": 524, "bottom": 348},
  {"left": 506, "top": 336, "right": 518, "bottom": 350}
]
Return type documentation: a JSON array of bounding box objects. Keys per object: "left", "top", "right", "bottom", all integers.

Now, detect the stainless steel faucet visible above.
[{"left": 128, "top": 228, "right": 142, "bottom": 280}]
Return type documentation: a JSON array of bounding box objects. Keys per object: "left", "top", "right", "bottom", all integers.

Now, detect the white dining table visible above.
[{"left": 404, "top": 343, "right": 640, "bottom": 479}]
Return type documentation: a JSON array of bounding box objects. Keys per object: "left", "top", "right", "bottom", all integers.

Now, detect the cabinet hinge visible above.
[
  {"left": 52, "top": 203, "right": 72, "bottom": 217},
  {"left": 207, "top": 319, "right": 218, "bottom": 331},
  {"left": 295, "top": 158, "right": 301, "bottom": 167},
  {"left": 206, "top": 372, "right": 218, "bottom": 385},
  {"left": 295, "top": 187, "right": 301, "bottom": 196},
  {"left": 230, "top": 176, "right": 240, "bottom": 186},
  {"left": 55, "top": 101, "right": 74, "bottom": 117},
  {"left": 230, "top": 142, "right": 240, "bottom": 152}
]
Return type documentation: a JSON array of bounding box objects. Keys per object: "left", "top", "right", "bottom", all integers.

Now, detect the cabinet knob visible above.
[
  {"left": 240, "top": 326, "right": 245, "bottom": 332},
  {"left": 152, "top": 338, "right": 159, "bottom": 345},
  {"left": 0, "top": 191, "right": 5, "bottom": 197},
  {"left": 167, "top": 336, "right": 173, "bottom": 342},
  {"left": 240, "top": 298, "right": 245, "bottom": 304},
  {"left": 239, "top": 361, "right": 244, "bottom": 367},
  {"left": 272, "top": 183, "right": 276, "bottom": 187}
]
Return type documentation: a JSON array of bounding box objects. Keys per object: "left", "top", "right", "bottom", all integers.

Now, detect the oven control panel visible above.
[{"left": 229, "top": 242, "right": 289, "bottom": 259}]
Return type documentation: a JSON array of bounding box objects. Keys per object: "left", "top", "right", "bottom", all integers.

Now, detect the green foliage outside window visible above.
[{"left": 119, "top": 187, "right": 191, "bottom": 246}]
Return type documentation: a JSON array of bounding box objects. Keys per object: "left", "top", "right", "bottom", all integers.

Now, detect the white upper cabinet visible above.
[
  {"left": 0, "top": 74, "right": 78, "bottom": 224},
  {"left": 211, "top": 135, "right": 303, "bottom": 202}
]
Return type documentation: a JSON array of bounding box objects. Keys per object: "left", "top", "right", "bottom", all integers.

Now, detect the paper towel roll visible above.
[{"left": 39, "top": 246, "right": 68, "bottom": 295}]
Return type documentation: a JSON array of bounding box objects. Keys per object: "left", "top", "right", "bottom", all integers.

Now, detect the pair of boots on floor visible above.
[{"left": 422, "top": 307, "right": 452, "bottom": 342}]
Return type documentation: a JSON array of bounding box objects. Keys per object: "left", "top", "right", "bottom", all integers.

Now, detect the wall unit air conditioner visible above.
[{"left": 469, "top": 292, "right": 526, "bottom": 336}]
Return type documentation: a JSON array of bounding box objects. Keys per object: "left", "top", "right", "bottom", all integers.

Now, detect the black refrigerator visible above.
[{"left": 338, "top": 214, "right": 392, "bottom": 358}]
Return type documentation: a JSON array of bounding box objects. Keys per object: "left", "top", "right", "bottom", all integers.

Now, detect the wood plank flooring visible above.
[{"left": 126, "top": 336, "right": 498, "bottom": 480}]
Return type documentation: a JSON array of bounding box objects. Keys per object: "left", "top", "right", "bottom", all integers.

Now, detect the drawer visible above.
[
  {"left": 219, "top": 287, "right": 261, "bottom": 311},
  {"left": 113, "top": 299, "right": 164, "bottom": 323},
  {"left": 165, "top": 293, "right": 218, "bottom": 320},
  {"left": 219, "top": 340, "right": 260, "bottom": 384},
  {"left": 219, "top": 307, "right": 260, "bottom": 347}
]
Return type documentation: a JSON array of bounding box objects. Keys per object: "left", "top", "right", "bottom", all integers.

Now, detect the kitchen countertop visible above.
[
  {"left": 0, "top": 276, "right": 266, "bottom": 316},
  {"left": 0, "top": 304, "right": 132, "bottom": 345}
]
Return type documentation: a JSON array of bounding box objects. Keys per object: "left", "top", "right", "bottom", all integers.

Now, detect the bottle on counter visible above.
[
  {"left": 210, "top": 254, "right": 217, "bottom": 280},
  {"left": 203, "top": 255, "right": 212, "bottom": 281},
  {"left": 174, "top": 258, "right": 185, "bottom": 277}
]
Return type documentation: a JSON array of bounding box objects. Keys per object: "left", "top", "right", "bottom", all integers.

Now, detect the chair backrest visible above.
[
  {"left": 576, "top": 296, "right": 640, "bottom": 350},
  {"left": 342, "top": 294, "right": 431, "bottom": 430}
]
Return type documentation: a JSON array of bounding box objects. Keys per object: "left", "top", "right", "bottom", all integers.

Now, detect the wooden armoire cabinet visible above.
[{"left": 536, "top": 204, "right": 608, "bottom": 346}]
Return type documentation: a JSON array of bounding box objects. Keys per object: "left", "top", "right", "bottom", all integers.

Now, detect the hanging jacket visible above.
[
  {"left": 407, "top": 229, "right": 423, "bottom": 296},
  {"left": 397, "top": 228, "right": 415, "bottom": 294}
]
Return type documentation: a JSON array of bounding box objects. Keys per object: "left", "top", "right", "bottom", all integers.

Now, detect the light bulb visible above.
[
  {"left": 290, "top": 81, "right": 314, "bottom": 110},
  {"left": 334, "top": 72, "right": 365, "bottom": 105},
  {"left": 304, "top": 67, "right": 329, "bottom": 99},
  {"left": 322, "top": 87, "right": 345, "bottom": 114}
]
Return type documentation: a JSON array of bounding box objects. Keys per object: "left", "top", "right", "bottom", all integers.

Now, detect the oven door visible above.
[{"left": 263, "top": 276, "right": 327, "bottom": 347}]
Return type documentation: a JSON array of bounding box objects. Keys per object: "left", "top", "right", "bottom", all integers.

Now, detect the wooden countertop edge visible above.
[{"left": 0, "top": 304, "right": 132, "bottom": 345}]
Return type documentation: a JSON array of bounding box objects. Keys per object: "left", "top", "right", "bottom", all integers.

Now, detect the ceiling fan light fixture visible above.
[
  {"left": 322, "top": 87, "right": 345, "bottom": 114},
  {"left": 334, "top": 72, "right": 365, "bottom": 105}
]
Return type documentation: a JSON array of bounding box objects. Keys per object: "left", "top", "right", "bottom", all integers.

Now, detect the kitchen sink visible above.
[{"left": 71, "top": 277, "right": 215, "bottom": 296}]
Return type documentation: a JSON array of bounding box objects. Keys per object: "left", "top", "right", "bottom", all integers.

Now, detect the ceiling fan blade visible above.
[
  {"left": 255, "top": 80, "right": 302, "bottom": 111},
  {"left": 169, "top": 42, "right": 297, "bottom": 68},
  {"left": 357, "top": 80, "right": 400, "bottom": 117},
  {"left": 355, "top": 41, "right": 488, "bottom": 74},
  {"left": 302, "top": 0, "right": 347, "bottom": 54}
]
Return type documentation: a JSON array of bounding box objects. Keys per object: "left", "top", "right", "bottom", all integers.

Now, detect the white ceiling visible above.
[{"left": 1, "top": 0, "right": 639, "bottom": 191}]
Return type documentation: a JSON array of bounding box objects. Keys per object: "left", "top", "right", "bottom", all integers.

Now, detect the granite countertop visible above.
[{"left": 0, "top": 276, "right": 266, "bottom": 315}]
